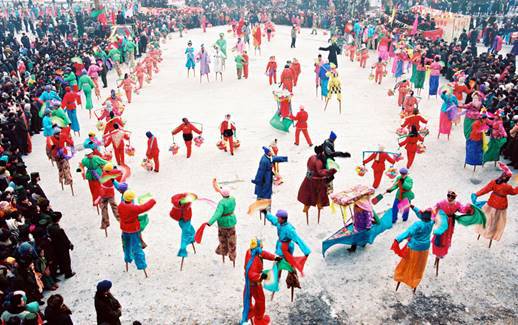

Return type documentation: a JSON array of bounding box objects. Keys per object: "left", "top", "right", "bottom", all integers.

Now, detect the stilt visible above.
[
  {"left": 477, "top": 234, "right": 480, "bottom": 240},
  {"left": 271, "top": 292, "right": 275, "bottom": 301},
  {"left": 464, "top": 163, "right": 466, "bottom": 168},
  {"left": 317, "top": 208, "right": 321, "bottom": 224},
  {"left": 60, "top": 181, "right": 64, "bottom": 191},
  {"left": 435, "top": 257, "right": 439, "bottom": 277},
  {"left": 222, "top": 255, "right": 225, "bottom": 263},
  {"left": 104, "top": 228, "right": 108, "bottom": 238},
  {"left": 395, "top": 282, "right": 401, "bottom": 291},
  {"left": 324, "top": 98, "right": 329, "bottom": 111},
  {"left": 143, "top": 269, "right": 148, "bottom": 278},
  {"left": 488, "top": 239, "right": 493, "bottom": 248},
  {"left": 413, "top": 287, "right": 417, "bottom": 294},
  {"left": 125, "top": 263, "right": 128, "bottom": 272},
  {"left": 191, "top": 243, "right": 196, "bottom": 254},
  {"left": 232, "top": 260, "right": 235, "bottom": 268},
  {"left": 70, "top": 184, "right": 74, "bottom": 196},
  {"left": 305, "top": 211, "right": 309, "bottom": 225},
  {"left": 180, "top": 257, "right": 185, "bottom": 271},
  {"left": 339, "top": 100, "right": 342, "bottom": 114},
  {"left": 264, "top": 214, "right": 266, "bottom": 225},
  {"left": 96, "top": 205, "right": 100, "bottom": 215},
  {"left": 473, "top": 165, "right": 476, "bottom": 172},
  {"left": 290, "top": 287, "right": 295, "bottom": 302}
]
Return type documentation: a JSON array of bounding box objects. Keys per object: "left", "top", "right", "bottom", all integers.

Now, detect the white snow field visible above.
[{"left": 26, "top": 25, "right": 517, "bottom": 324}]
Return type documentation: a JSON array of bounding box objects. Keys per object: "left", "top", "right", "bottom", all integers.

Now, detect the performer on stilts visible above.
[
  {"left": 118, "top": 190, "right": 156, "bottom": 277},
  {"left": 324, "top": 63, "right": 342, "bottom": 113},
  {"left": 474, "top": 162, "right": 518, "bottom": 247},
  {"left": 79, "top": 149, "right": 108, "bottom": 205},
  {"left": 363, "top": 145, "right": 397, "bottom": 189},
  {"left": 386, "top": 167, "right": 414, "bottom": 223},
  {"left": 265, "top": 56, "right": 277, "bottom": 86},
  {"left": 169, "top": 193, "right": 197, "bottom": 270},
  {"left": 241, "top": 238, "right": 280, "bottom": 325},
  {"left": 391, "top": 205, "right": 434, "bottom": 293},
  {"left": 297, "top": 145, "right": 336, "bottom": 224},
  {"left": 265, "top": 210, "right": 311, "bottom": 300},
  {"left": 185, "top": 40, "right": 196, "bottom": 78},
  {"left": 99, "top": 163, "right": 122, "bottom": 236}
]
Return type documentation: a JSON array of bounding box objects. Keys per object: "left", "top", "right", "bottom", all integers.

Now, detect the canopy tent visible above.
[{"left": 411, "top": 5, "right": 471, "bottom": 42}]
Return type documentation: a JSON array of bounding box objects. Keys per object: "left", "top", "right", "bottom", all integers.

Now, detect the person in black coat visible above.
[
  {"left": 47, "top": 212, "right": 75, "bottom": 279},
  {"left": 95, "top": 280, "right": 121, "bottom": 325},
  {"left": 319, "top": 40, "right": 341, "bottom": 67},
  {"left": 45, "top": 294, "right": 73, "bottom": 325}
]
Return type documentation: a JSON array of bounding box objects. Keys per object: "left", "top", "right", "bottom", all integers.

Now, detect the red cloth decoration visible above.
[
  {"left": 390, "top": 240, "right": 409, "bottom": 258},
  {"left": 281, "top": 242, "right": 308, "bottom": 276},
  {"left": 194, "top": 222, "right": 209, "bottom": 244}
]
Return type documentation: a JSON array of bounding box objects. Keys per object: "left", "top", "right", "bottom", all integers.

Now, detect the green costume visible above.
[
  {"left": 388, "top": 175, "right": 415, "bottom": 201},
  {"left": 64, "top": 72, "right": 77, "bottom": 87},
  {"left": 81, "top": 156, "right": 107, "bottom": 181},
  {"left": 215, "top": 38, "right": 227, "bottom": 57},
  {"left": 234, "top": 55, "right": 245, "bottom": 69},
  {"left": 208, "top": 197, "right": 237, "bottom": 228},
  {"left": 108, "top": 48, "right": 122, "bottom": 63},
  {"left": 78, "top": 74, "right": 95, "bottom": 110}
]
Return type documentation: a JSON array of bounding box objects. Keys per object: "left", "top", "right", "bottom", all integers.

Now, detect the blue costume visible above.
[
  {"left": 265, "top": 213, "right": 311, "bottom": 257},
  {"left": 252, "top": 150, "right": 288, "bottom": 199},
  {"left": 38, "top": 90, "right": 61, "bottom": 106},
  {"left": 42, "top": 115, "right": 54, "bottom": 137},
  {"left": 319, "top": 63, "right": 331, "bottom": 97},
  {"left": 185, "top": 47, "right": 195, "bottom": 69},
  {"left": 395, "top": 207, "right": 434, "bottom": 251}
]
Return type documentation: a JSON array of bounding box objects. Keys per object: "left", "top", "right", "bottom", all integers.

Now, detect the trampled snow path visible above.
[{"left": 25, "top": 26, "right": 517, "bottom": 324}]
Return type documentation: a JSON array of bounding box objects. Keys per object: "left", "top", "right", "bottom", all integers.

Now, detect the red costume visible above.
[
  {"left": 172, "top": 121, "right": 202, "bottom": 158},
  {"left": 363, "top": 152, "right": 396, "bottom": 188},
  {"left": 453, "top": 82, "right": 471, "bottom": 101},
  {"left": 399, "top": 134, "right": 424, "bottom": 168},
  {"left": 103, "top": 129, "right": 130, "bottom": 166},
  {"left": 297, "top": 155, "right": 335, "bottom": 208},
  {"left": 118, "top": 199, "right": 157, "bottom": 233},
  {"left": 347, "top": 44, "right": 356, "bottom": 62},
  {"left": 280, "top": 67, "right": 294, "bottom": 93},
  {"left": 359, "top": 49, "right": 369, "bottom": 68},
  {"left": 476, "top": 180, "right": 518, "bottom": 210},
  {"left": 220, "top": 120, "right": 236, "bottom": 155},
  {"left": 135, "top": 63, "right": 145, "bottom": 90},
  {"left": 118, "top": 78, "right": 136, "bottom": 103},
  {"left": 374, "top": 62, "right": 385, "bottom": 84},
  {"left": 265, "top": 60, "right": 277, "bottom": 85},
  {"left": 61, "top": 88, "right": 79, "bottom": 111},
  {"left": 401, "top": 114, "right": 427, "bottom": 131},
  {"left": 243, "top": 248, "right": 276, "bottom": 325},
  {"left": 48, "top": 129, "right": 74, "bottom": 159},
  {"left": 146, "top": 135, "right": 160, "bottom": 172},
  {"left": 395, "top": 80, "right": 410, "bottom": 107},
  {"left": 402, "top": 96, "right": 418, "bottom": 115},
  {"left": 290, "top": 61, "right": 301, "bottom": 86},
  {"left": 169, "top": 193, "right": 192, "bottom": 221},
  {"left": 290, "top": 108, "right": 312, "bottom": 146}
]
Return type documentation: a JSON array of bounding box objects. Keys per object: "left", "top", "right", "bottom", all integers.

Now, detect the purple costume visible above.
[{"left": 196, "top": 50, "right": 211, "bottom": 76}]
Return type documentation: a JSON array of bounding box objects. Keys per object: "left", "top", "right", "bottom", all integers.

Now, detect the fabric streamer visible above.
[
  {"left": 138, "top": 214, "right": 149, "bottom": 231},
  {"left": 281, "top": 242, "right": 308, "bottom": 276},
  {"left": 138, "top": 193, "right": 153, "bottom": 205},
  {"left": 390, "top": 240, "right": 409, "bottom": 258},
  {"left": 397, "top": 198, "right": 410, "bottom": 211},
  {"left": 326, "top": 158, "right": 340, "bottom": 170},
  {"left": 194, "top": 222, "right": 209, "bottom": 244},
  {"left": 470, "top": 193, "right": 487, "bottom": 208},
  {"left": 247, "top": 199, "right": 271, "bottom": 215},
  {"left": 262, "top": 263, "right": 279, "bottom": 292},
  {"left": 371, "top": 193, "right": 384, "bottom": 205},
  {"left": 455, "top": 204, "right": 486, "bottom": 227}
]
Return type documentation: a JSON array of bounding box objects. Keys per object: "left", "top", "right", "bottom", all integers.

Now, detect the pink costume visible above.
[{"left": 432, "top": 200, "right": 471, "bottom": 258}]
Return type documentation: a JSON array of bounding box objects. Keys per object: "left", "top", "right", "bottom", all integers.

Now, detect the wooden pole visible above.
[
  {"left": 180, "top": 257, "right": 185, "bottom": 271},
  {"left": 290, "top": 287, "right": 295, "bottom": 302},
  {"left": 104, "top": 228, "right": 108, "bottom": 238},
  {"left": 317, "top": 208, "right": 321, "bottom": 224},
  {"left": 395, "top": 282, "right": 400, "bottom": 291},
  {"left": 143, "top": 269, "right": 148, "bottom": 278},
  {"left": 191, "top": 243, "right": 196, "bottom": 254},
  {"left": 435, "top": 257, "right": 439, "bottom": 277},
  {"left": 488, "top": 239, "right": 493, "bottom": 248},
  {"left": 125, "top": 263, "right": 128, "bottom": 272},
  {"left": 305, "top": 211, "right": 309, "bottom": 225}
]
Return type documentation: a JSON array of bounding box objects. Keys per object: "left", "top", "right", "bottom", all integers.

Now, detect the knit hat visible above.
[
  {"left": 123, "top": 190, "right": 136, "bottom": 202},
  {"left": 262, "top": 146, "right": 271, "bottom": 154},
  {"left": 145, "top": 131, "right": 153, "bottom": 138},
  {"left": 250, "top": 237, "right": 262, "bottom": 249},
  {"left": 329, "top": 131, "right": 337, "bottom": 141},
  {"left": 399, "top": 167, "right": 408, "bottom": 175},
  {"left": 96, "top": 280, "right": 112, "bottom": 292},
  {"left": 275, "top": 209, "right": 288, "bottom": 219}
]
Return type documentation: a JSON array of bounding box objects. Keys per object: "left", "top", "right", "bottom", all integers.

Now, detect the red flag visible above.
[{"left": 194, "top": 222, "right": 209, "bottom": 243}]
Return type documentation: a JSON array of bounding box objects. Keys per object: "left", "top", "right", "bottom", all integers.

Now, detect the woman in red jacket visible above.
[
  {"left": 474, "top": 164, "right": 518, "bottom": 246},
  {"left": 172, "top": 118, "right": 202, "bottom": 158},
  {"left": 145, "top": 131, "right": 159, "bottom": 172},
  {"left": 169, "top": 193, "right": 196, "bottom": 261},
  {"left": 219, "top": 114, "right": 236, "bottom": 155},
  {"left": 399, "top": 126, "right": 424, "bottom": 169},
  {"left": 363, "top": 145, "right": 397, "bottom": 188}
]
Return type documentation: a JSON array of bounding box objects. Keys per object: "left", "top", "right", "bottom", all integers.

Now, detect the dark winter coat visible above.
[
  {"left": 94, "top": 292, "right": 121, "bottom": 325},
  {"left": 252, "top": 154, "right": 287, "bottom": 199}
]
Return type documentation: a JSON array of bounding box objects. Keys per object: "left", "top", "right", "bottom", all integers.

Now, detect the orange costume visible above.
[
  {"left": 395, "top": 80, "right": 410, "bottom": 107},
  {"left": 401, "top": 114, "right": 428, "bottom": 131},
  {"left": 290, "top": 61, "right": 301, "bottom": 86},
  {"left": 373, "top": 62, "right": 385, "bottom": 84},
  {"left": 359, "top": 49, "right": 369, "bottom": 68},
  {"left": 265, "top": 59, "right": 277, "bottom": 85}
]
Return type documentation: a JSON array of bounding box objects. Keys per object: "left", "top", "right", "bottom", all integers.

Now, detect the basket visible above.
[
  {"left": 216, "top": 140, "right": 226, "bottom": 150},
  {"left": 355, "top": 165, "right": 367, "bottom": 176},
  {"left": 125, "top": 145, "right": 135, "bottom": 156},
  {"left": 385, "top": 167, "right": 398, "bottom": 179},
  {"left": 169, "top": 143, "right": 179, "bottom": 155},
  {"left": 141, "top": 159, "right": 153, "bottom": 171},
  {"left": 417, "top": 143, "right": 426, "bottom": 154},
  {"left": 194, "top": 135, "right": 204, "bottom": 147}
]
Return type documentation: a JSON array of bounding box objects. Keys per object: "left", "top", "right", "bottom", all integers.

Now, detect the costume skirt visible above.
[
  {"left": 429, "top": 75, "right": 439, "bottom": 95},
  {"left": 394, "top": 248, "right": 429, "bottom": 288},
  {"left": 475, "top": 205, "right": 507, "bottom": 241},
  {"left": 465, "top": 139, "right": 483, "bottom": 166}
]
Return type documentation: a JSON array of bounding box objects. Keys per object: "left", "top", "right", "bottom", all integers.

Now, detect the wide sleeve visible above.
[
  {"left": 252, "top": 159, "right": 267, "bottom": 185},
  {"left": 319, "top": 46, "right": 330, "bottom": 51},
  {"left": 386, "top": 154, "right": 396, "bottom": 165},
  {"left": 395, "top": 222, "right": 417, "bottom": 242},
  {"left": 272, "top": 156, "right": 288, "bottom": 163},
  {"left": 171, "top": 124, "right": 182, "bottom": 135},
  {"left": 265, "top": 212, "right": 279, "bottom": 226},
  {"left": 136, "top": 199, "right": 157, "bottom": 214},
  {"left": 208, "top": 201, "right": 224, "bottom": 226},
  {"left": 433, "top": 210, "right": 449, "bottom": 235},
  {"left": 290, "top": 229, "right": 311, "bottom": 255},
  {"left": 363, "top": 153, "right": 376, "bottom": 164},
  {"left": 475, "top": 181, "right": 494, "bottom": 197},
  {"left": 260, "top": 250, "right": 276, "bottom": 261},
  {"left": 189, "top": 123, "right": 202, "bottom": 134}
]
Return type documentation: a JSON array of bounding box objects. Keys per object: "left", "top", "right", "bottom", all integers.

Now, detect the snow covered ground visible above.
[{"left": 26, "top": 26, "right": 517, "bottom": 324}]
